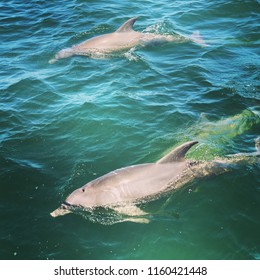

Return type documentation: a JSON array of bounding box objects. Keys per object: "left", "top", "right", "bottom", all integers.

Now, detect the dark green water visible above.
[{"left": 1, "top": 0, "right": 260, "bottom": 260}]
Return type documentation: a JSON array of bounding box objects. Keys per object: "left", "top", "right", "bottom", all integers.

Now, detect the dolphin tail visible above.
[{"left": 190, "top": 31, "right": 208, "bottom": 47}]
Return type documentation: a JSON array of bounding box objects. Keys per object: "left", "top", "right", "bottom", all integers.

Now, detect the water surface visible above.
[{"left": 1, "top": 0, "right": 260, "bottom": 260}]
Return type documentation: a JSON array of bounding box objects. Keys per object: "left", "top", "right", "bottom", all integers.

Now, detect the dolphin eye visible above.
[{"left": 82, "top": 188, "right": 85, "bottom": 192}]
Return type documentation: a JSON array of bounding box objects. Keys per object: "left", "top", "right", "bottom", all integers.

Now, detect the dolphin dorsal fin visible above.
[
  {"left": 116, "top": 17, "right": 138, "bottom": 33},
  {"left": 157, "top": 141, "right": 198, "bottom": 164}
]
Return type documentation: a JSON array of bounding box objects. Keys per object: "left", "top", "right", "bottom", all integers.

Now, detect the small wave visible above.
[
  {"left": 76, "top": 206, "right": 148, "bottom": 225},
  {"left": 143, "top": 20, "right": 175, "bottom": 35}
]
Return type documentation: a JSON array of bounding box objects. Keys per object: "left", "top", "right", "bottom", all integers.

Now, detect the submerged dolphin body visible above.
[
  {"left": 50, "top": 139, "right": 260, "bottom": 222},
  {"left": 49, "top": 17, "right": 206, "bottom": 63}
]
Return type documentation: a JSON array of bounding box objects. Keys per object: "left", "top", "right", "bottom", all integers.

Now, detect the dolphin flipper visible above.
[
  {"left": 157, "top": 141, "right": 198, "bottom": 164},
  {"left": 113, "top": 204, "right": 150, "bottom": 223}
]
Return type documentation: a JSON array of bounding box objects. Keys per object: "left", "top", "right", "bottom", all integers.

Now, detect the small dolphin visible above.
[
  {"left": 50, "top": 139, "right": 260, "bottom": 222},
  {"left": 49, "top": 17, "right": 206, "bottom": 63}
]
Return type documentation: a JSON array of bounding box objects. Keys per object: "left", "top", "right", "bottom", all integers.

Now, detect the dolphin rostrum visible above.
[
  {"left": 50, "top": 139, "right": 260, "bottom": 222},
  {"left": 49, "top": 17, "right": 206, "bottom": 63}
]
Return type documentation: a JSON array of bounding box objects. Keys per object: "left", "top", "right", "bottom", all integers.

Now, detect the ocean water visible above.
[{"left": 1, "top": 0, "right": 260, "bottom": 260}]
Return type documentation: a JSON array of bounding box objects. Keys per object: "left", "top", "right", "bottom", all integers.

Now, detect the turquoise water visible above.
[{"left": 1, "top": 0, "right": 260, "bottom": 260}]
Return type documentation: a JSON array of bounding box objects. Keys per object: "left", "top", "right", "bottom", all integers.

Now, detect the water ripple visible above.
[{"left": 1, "top": 0, "right": 260, "bottom": 260}]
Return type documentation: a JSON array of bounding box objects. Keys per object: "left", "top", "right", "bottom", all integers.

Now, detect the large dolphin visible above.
[
  {"left": 50, "top": 139, "right": 260, "bottom": 222},
  {"left": 49, "top": 17, "right": 206, "bottom": 63}
]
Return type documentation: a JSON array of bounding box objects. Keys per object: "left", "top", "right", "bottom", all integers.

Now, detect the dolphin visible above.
[
  {"left": 49, "top": 17, "right": 206, "bottom": 63},
  {"left": 50, "top": 138, "right": 260, "bottom": 222}
]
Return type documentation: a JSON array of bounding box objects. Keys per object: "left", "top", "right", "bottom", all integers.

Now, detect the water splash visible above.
[{"left": 180, "top": 109, "right": 260, "bottom": 160}]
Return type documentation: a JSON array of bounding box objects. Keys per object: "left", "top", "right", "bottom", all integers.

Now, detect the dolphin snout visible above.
[
  {"left": 56, "top": 48, "right": 73, "bottom": 59},
  {"left": 50, "top": 204, "right": 71, "bottom": 217},
  {"left": 49, "top": 48, "right": 73, "bottom": 64}
]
